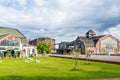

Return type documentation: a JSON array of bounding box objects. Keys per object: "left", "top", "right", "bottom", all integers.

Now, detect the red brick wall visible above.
[
  {"left": 44, "top": 39, "right": 55, "bottom": 49},
  {"left": 95, "top": 41, "right": 100, "bottom": 53},
  {"left": 30, "top": 38, "right": 55, "bottom": 49},
  {"left": 119, "top": 41, "right": 120, "bottom": 51}
]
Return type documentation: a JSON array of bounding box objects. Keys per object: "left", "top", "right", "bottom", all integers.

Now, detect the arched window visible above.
[{"left": 0, "top": 39, "right": 19, "bottom": 46}]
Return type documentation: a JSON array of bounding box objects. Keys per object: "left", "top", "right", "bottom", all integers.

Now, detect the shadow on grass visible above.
[{"left": 0, "top": 75, "right": 83, "bottom": 80}]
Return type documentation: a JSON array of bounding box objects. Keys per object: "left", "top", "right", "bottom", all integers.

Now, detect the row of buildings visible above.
[
  {"left": 1, "top": 27, "right": 120, "bottom": 56},
  {"left": 58, "top": 30, "right": 120, "bottom": 55},
  {"left": 0, "top": 27, "right": 55, "bottom": 57}
]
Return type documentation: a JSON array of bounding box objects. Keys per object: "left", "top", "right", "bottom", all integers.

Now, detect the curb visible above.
[{"left": 49, "top": 55, "right": 120, "bottom": 64}]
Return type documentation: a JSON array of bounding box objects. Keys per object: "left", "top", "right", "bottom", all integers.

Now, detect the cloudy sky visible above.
[{"left": 0, "top": 0, "right": 120, "bottom": 43}]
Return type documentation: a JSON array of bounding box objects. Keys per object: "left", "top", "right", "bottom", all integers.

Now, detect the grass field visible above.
[{"left": 0, "top": 56, "right": 120, "bottom": 80}]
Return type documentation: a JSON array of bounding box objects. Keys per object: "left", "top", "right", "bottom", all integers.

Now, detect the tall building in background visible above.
[{"left": 30, "top": 37, "right": 55, "bottom": 49}]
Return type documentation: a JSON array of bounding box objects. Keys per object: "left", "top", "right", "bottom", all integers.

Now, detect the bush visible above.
[
  {"left": 63, "top": 51, "right": 72, "bottom": 55},
  {"left": 1, "top": 53, "right": 4, "bottom": 59},
  {"left": 6, "top": 53, "right": 9, "bottom": 58},
  {"left": 37, "top": 41, "right": 51, "bottom": 55},
  {"left": 63, "top": 52, "right": 67, "bottom": 55}
]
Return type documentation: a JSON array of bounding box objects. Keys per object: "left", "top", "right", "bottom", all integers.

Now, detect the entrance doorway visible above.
[{"left": 106, "top": 48, "right": 113, "bottom": 55}]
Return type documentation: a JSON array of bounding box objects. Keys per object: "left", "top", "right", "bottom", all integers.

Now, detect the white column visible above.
[{"left": 26, "top": 49, "right": 28, "bottom": 58}]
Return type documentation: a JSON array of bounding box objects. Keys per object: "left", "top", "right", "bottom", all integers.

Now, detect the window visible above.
[
  {"left": 0, "top": 39, "right": 19, "bottom": 46},
  {"left": 0, "top": 47, "right": 6, "bottom": 50}
]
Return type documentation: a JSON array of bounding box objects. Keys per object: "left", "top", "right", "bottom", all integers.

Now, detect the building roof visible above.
[
  {"left": 92, "top": 35, "right": 105, "bottom": 40},
  {"left": 86, "top": 29, "right": 96, "bottom": 35},
  {"left": 0, "top": 27, "right": 25, "bottom": 38},
  {"left": 76, "top": 36, "right": 94, "bottom": 47},
  {"left": 0, "top": 34, "right": 9, "bottom": 40},
  {"left": 92, "top": 35, "right": 105, "bottom": 45},
  {"left": 38, "top": 37, "right": 55, "bottom": 40}
]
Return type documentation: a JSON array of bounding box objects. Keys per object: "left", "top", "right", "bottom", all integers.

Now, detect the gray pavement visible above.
[
  {"left": 49, "top": 54, "right": 120, "bottom": 64},
  {"left": 93, "top": 78, "right": 120, "bottom": 80}
]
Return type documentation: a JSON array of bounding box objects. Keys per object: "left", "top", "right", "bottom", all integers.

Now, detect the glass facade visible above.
[
  {"left": 0, "top": 39, "right": 19, "bottom": 46},
  {"left": 101, "top": 37, "right": 117, "bottom": 48},
  {"left": 101, "top": 37, "right": 118, "bottom": 54}
]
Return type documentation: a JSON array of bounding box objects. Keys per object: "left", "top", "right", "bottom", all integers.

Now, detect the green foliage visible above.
[
  {"left": 6, "top": 53, "right": 8, "bottom": 58},
  {"left": 86, "top": 50, "right": 93, "bottom": 64},
  {"left": 72, "top": 47, "right": 81, "bottom": 71},
  {"left": 14, "top": 53, "right": 18, "bottom": 58},
  {"left": 9, "top": 54, "right": 12, "bottom": 58},
  {"left": 37, "top": 41, "right": 51, "bottom": 54},
  {"left": 1, "top": 53, "right": 4, "bottom": 59},
  {"left": 63, "top": 51, "right": 67, "bottom": 55},
  {"left": 63, "top": 51, "right": 72, "bottom": 55}
]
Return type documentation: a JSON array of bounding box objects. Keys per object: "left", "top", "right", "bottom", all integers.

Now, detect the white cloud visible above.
[
  {"left": 107, "top": 6, "right": 120, "bottom": 17},
  {"left": 103, "top": 24, "right": 120, "bottom": 40},
  {"left": 34, "top": 0, "right": 45, "bottom": 6},
  {"left": 15, "top": 0, "right": 26, "bottom": 6},
  {"left": 0, "top": 0, "right": 120, "bottom": 43}
]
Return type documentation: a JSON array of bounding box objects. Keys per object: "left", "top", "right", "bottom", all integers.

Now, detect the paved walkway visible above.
[
  {"left": 93, "top": 78, "right": 120, "bottom": 80},
  {"left": 49, "top": 54, "right": 120, "bottom": 64}
]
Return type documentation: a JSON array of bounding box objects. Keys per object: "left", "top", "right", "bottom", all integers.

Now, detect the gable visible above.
[
  {"left": 0, "top": 34, "right": 20, "bottom": 46},
  {"left": 100, "top": 34, "right": 119, "bottom": 41}
]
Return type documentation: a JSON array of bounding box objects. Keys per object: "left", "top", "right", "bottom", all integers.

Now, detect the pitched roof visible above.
[
  {"left": 92, "top": 35, "right": 105, "bottom": 40},
  {"left": 0, "top": 34, "right": 9, "bottom": 40},
  {"left": 0, "top": 27, "right": 25, "bottom": 38},
  {"left": 76, "top": 36, "right": 94, "bottom": 47},
  {"left": 38, "top": 37, "right": 55, "bottom": 40},
  {"left": 92, "top": 35, "right": 105, "bottom": 45},
  {"left": 86, "top": 29, "right": 96, "bottom": 35}
]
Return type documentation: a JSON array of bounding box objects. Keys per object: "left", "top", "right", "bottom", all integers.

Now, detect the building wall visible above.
[
  {"left": 0, "top": 34, "right": 37, "bottom": 58},
  {"left": 84, "top": 47, "right": 95, "bottom": 54},
  {"left": 46, "top": 39, "right": 55, "bottom": 49},
  {"left": 119, "top": 41, "right": 120, "bottom": 51},
  {"left": 95, "top": 35, "right": 120, "bottom": 54},
  {"left": 30, "top": 39, "right": 37, "bottom": 46},
  {"left": 30, "top": 38, "right": 55, "bottom": 49}
]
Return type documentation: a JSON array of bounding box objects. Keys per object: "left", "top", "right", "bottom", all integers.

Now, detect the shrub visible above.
[
  {"left": 1, "top": 53, "right": 4, "bottom": 59},
  {"left": 37, "top": 41, "right": 51, "bottom": 55}
]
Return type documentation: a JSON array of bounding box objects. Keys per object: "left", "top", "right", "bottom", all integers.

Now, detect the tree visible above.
[
  {"left": 86, "top": 50, "right": 93, "bottom": 64},
  {"left": 37, "top": 41, "right": 51, "bottom": 56},
  {"left": 72, "top": 46, "right": 81, "bottom": 71}
]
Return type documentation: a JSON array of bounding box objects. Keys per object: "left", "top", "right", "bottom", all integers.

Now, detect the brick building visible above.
[
  {"left": 58, "top": 30, "right": 120, "bottom": 55},
  {"left": 30, "top": 37, "right": 55, "bottom": 49}
]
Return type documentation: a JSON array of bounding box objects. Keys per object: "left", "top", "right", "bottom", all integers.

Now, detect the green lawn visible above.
[{"left": 0, "top": 56, "right": 120, "bottom": 80}]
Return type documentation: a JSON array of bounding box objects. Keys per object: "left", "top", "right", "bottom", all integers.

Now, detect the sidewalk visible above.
[
  {"left": 49, "top": 54, "right": 120, "bottom": 64},
  {"left": 93, "top": 78, "right": 120, "bottom": 80}
]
